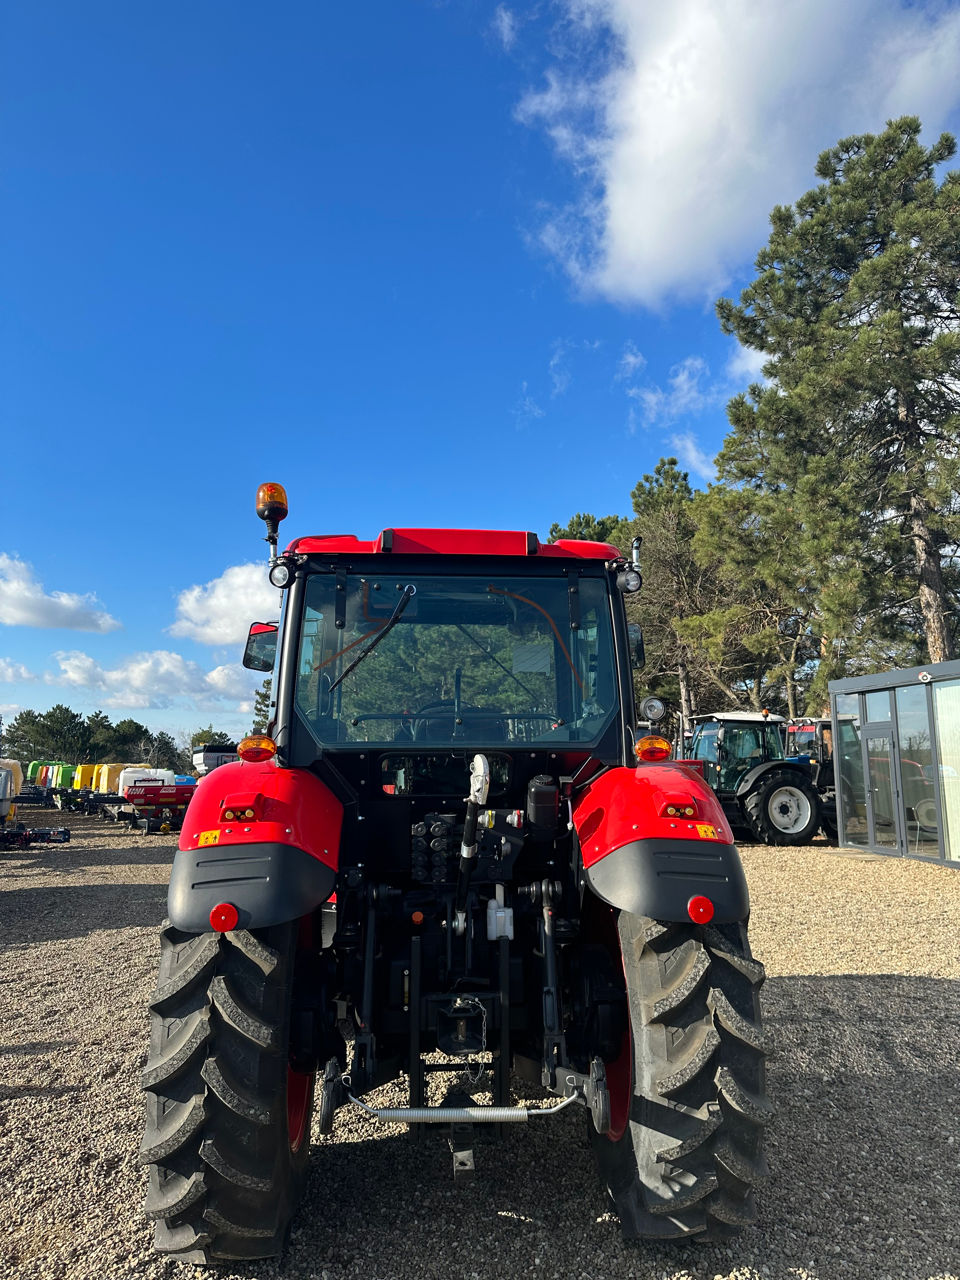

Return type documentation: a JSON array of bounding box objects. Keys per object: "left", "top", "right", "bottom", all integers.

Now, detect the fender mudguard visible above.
[
  {"left": 169, "top": 760, "right": 342, "bottom": 933},
  {"left": 571, "top": 762, "right": 749, "bottom": 923}
]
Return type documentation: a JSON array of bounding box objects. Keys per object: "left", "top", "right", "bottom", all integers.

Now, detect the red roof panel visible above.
[{"left": 286, "top": 529, "right": 621, "bottom": 559}]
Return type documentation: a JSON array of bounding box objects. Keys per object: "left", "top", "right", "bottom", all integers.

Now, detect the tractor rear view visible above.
[{"left": 141, "top": 484, "right": 769, "bottom": 1263}]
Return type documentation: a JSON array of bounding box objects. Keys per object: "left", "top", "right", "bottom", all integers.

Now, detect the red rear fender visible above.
[
  {"left": 180, "top": 760, "right": 341, "bottom": 871},
  {"left": 169, "top": 762, "right": 343, "bottom": 934},
  {"left": 573, "top": 763, "right": 733, "bottom": 866},
  {"left": 571, "top": 764, "right": 748, "bottom": 923}
]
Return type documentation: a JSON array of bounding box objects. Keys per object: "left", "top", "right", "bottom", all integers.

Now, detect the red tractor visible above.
[{"left": 141, "top": 484, "right": 768, "bottom": 1263}]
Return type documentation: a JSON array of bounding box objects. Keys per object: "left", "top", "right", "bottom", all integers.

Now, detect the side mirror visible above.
[
  {"left": 243, "top": 621, "right": 278, "bottom": 672},
  {"left": 627, "top": 622, "right": 645, "bottom": 670}
]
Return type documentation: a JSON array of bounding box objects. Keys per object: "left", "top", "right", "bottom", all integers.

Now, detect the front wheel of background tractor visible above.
[
  {"left": 590, "top": 912, "right": 769, "bottom": 1240},
  {"left": 140, "top": 920, "right": 315, "bottom": 1264},
  {"left": 743, "top": 770, "right": 820, "bottom": 845}
]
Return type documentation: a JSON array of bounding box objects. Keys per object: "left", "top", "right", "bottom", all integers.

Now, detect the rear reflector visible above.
[
  {"left": 687, "top": 895, "right": 714, "bottom": 924},
  {"left": 210, "top": 902, "right": 239, "bottom": 932}
]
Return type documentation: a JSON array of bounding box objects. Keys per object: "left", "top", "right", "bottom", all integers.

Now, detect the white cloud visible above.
[
  {"left": 47, "top": 649, "right": 259, "bottom": 712},
  {"left": 493, "top": 5, "right": 518, "bottom": 52},
  {"left": 0, "top": 554, "right": 120, "bottom": 632},
  {"left": 549, "top": 341, "right": 572, "bottom": 396},
  {"left": 628, "top": 355, "right": 719, "bottom": 425},
  {"left": 0, "top": 658, "right": 34, "bottom": 682},
  {"left": 513, "top": 381, "right": 546, "bottom": 426},
  {"left": 518, "top": 1, "right": 960, "bottom": 305},
  {"left": 726, "top": 344, "right": 768, "bottom": 385},
  {"left": 616, "top": 341, "right": 646, "bottom": 380},
  {"left": 668, "top": 431, "right": 717, "bottom": 483},
  {"left": 170, "top": 563, "right": 281, "bottom": 646}
]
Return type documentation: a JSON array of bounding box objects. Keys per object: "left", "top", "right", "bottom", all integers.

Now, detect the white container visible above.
[
  {"left": 0, "top": 767, "right": 12, "bottom": 821},
  {"left": 119, "top": 767, "right": 176, "bottom": 796},
  {"left": 0, "top": 759, "right": 24, "bottom": 799}
]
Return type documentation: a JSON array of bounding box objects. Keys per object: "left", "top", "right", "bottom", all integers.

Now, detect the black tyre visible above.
[
  {"left": 140, "top": 920, "right": 315, "bottom": 1263},
  {"left": 820, "top": 797, "right": 839, "bottom": 843},
  {"left": 590, "top": 912, "right": 769, "bottom": 1240},
  {"left": 744, "top": 769, "right": 820, "bottom": 845}
]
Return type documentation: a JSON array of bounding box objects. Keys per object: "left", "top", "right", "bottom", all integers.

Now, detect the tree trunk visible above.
[
  {"left": 909, "top": 492, "right": 955, "bottom": 663},
  {"left": 677, "top": 657, "right": 694, "bottom": 743}
]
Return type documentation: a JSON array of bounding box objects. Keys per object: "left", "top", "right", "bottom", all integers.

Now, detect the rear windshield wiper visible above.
[{"left": 327, "top": 585, "right": 416, "bottom": 694}]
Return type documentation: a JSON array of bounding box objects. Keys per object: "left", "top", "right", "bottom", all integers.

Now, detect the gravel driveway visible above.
[{"left": 2, "top": 814, "right": 959, "bottom": 1280}]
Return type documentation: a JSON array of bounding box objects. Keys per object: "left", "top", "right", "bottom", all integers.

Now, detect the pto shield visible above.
[
  {"left": 168, "top": 760, "right": 342, "bottom": 932},
  {"left": 572, "top": 762, "right": 749, "bottom": 923}
]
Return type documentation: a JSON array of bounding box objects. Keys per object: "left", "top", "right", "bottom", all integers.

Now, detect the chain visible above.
[{"left": 460, "top": 996, "right": 487, "bottom": 1086}]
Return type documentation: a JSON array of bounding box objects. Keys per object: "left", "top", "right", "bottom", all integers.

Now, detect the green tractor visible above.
[{"left": 681, "top": 712, "right": 835, "bottom": 845}]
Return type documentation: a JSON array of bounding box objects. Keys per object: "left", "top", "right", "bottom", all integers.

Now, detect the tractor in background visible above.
[{"left": 679, "top": 711, "right": 837, "bottom": 845}]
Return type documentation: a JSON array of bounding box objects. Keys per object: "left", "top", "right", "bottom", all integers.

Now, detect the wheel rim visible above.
[
  {"left": 287, "top": 1067, "right": 311, "bottom": 1152},
  {"left": 767, "top": 785, "right": 812, "bottom": 834},
  {"left": 914, "top": 798, "right": 938, "bottom": 831},
  {"left": 605, "top": 1029, "right": 632, "bottom": 1142}
]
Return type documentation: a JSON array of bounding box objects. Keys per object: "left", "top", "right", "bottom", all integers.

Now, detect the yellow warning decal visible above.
[
  {"left": 696, "top": 823, "right": 718, "bottom": 841},
  {"left": 198, "top": 829, "right": 221, "bottom": 847}
]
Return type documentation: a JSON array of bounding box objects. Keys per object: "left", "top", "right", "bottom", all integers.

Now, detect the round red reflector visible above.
[
  {"left": 411, "top": 910, "right": 424, "bottom": 925},
  {"left": 687, "top": 895, "right": 714, "bottom": 924},
  {"left": 210, "top": 902, "right": 239, "bottom": 932}
]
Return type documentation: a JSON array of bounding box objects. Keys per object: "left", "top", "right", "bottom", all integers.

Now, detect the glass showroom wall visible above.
[{"left": 829, "top": 660, "right": 960, "bottom": 863}]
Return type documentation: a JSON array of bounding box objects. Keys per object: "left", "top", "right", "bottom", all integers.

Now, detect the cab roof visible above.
[
  {"left": 693, "top": 711, "right": 786, "bottom": 724},
  {"left": 285, "top": 529, "right": 622, "bottom": 559}
]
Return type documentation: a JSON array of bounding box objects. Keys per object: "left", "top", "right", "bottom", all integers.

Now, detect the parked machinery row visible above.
[
  {"left": 0, "top": 758, "right": 69, "bottom": 850},
  {"left": 19, "top": 759, "right": 198, "bottom": 833}
]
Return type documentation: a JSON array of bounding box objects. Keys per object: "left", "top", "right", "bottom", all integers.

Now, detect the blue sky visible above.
[{"left": 3, "top": 0, "right": 960, "bottom": 742}]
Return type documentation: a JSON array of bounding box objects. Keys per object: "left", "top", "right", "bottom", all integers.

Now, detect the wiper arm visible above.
[
  {"left": 453, "top": 622, "right": 564, "bottom": 726},
  {"left": 328, "top": 585, "right": 416, "bottom": 694},
  {"left": 453, "top": 623, "right": 544, "bottom": 707}
]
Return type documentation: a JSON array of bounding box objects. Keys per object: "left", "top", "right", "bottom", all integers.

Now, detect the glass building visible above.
[{"left": 828, "top": 659, "right": 960, "bottom": 863}]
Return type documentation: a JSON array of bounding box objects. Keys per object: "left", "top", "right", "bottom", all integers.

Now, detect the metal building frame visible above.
[{"left": 828, "top": 659, "right": 960, "bottom": 864}]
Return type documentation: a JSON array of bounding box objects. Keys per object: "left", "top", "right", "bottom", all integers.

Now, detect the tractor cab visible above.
[{"left": 688, "top": 711, "right": 788, "bottom": 794}]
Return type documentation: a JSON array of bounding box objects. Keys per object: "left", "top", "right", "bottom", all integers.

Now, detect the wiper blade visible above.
[{"left": 328, "top": 585, "right": 416, "bottom": 694}]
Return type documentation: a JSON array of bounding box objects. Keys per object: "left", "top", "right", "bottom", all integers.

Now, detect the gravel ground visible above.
[{"left": 2, "top": 812, "right": 959, "bottom": 1280}]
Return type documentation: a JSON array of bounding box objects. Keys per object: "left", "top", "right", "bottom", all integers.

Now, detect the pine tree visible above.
[
  {"left": 251, "top": 678, "right": 273, "bottom": 733},
  {"left": 717, "top": 116, "right": 960, "bottom": 665}
]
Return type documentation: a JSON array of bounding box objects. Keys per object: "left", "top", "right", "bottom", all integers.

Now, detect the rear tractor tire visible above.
[
  {"left": 590, "top": 912, "right": 769, "bottom": 1240},
  {"left": 744, "top": 769, "right": 820, "bottom": 845},
  {"left": 140, "top": 920, "right": 315, "bottom": 1264}
]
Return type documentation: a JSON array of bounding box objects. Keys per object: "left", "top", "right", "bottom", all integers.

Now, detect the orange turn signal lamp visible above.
[
  {"left": 237, "top": 735, "right": 277, "bottom": 764},
  {"left": 635, "top": 734, "right": 672, "bottom": 763}
]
